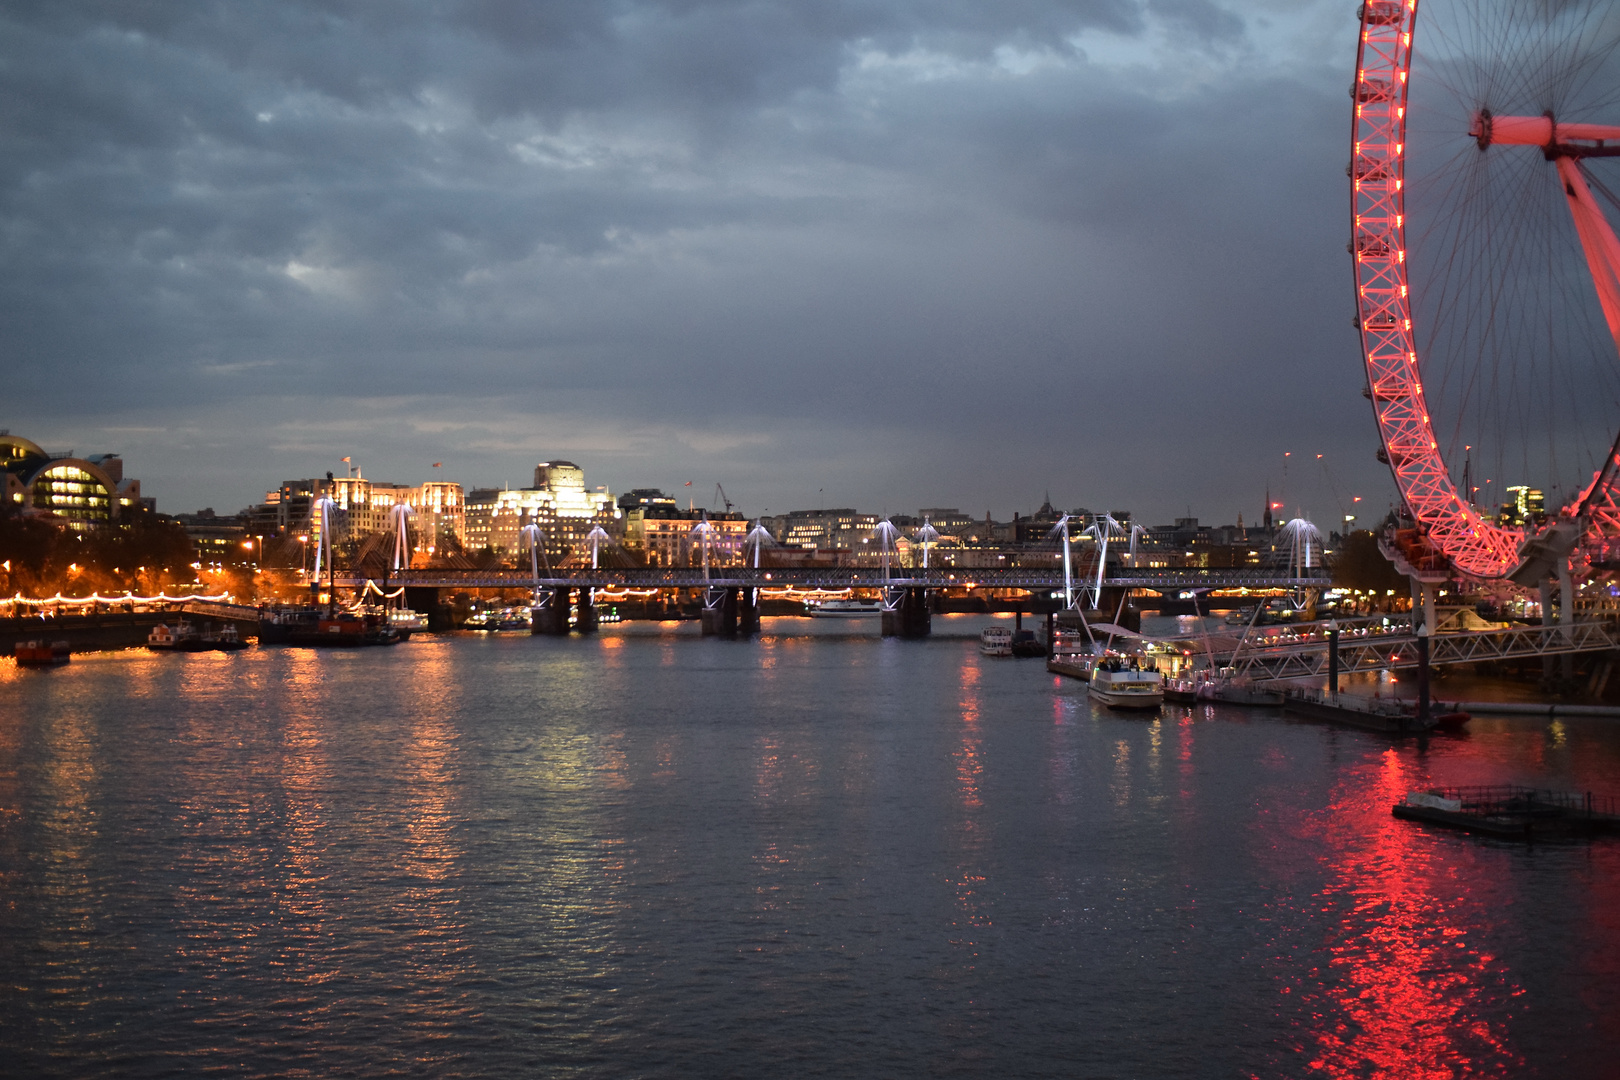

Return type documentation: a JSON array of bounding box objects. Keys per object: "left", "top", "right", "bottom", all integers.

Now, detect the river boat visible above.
[
  {"left": 809, "top": 599, "right": 882, "bottom": 617},
  {"left": 980, "top": 626, "right": 1013, "bottom": 656},
  {"left": 147, "top": 623, "right": 195, "bottom": 651},
  {"left": 1046, "top": 630, "right": 1098, "bottom": 680},
  {"left": 259, "top": 606, "right": 320, "bottom": 644},
  {"left": 388, "top": 609, "right": 428, "bottom": 639},
  {"left": 1010, "top": 629, "right": 1047, "bottom": 658},
  {"left": 202, "top": 623, "right": 250, "bottom": 651},
  {"left": 285, "top": 611, "right": 400, "bottom": 648},
  {"left": 1089, "top": 659, "right": 1164, "bottom": 710},
  {"left": 1163, "top": 676, "right": 1200, "bottom": 704},
  {"left": 494, "top": 608, "right": 532, "bottom": 631},
  {"left": 13, "top": 640, "right": 70, "bottom": 667}
]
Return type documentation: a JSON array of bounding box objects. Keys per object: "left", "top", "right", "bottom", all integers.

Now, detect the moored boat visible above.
[
  {"left": 259, "top": 605, "right": 320, "bottom": 644},
  {"left": 1088, "top": 659, "right": 1164, "bottom": 710},
  {"left": 201, "top": 623, "right": 250, "bottom": 651},
  {"left": 14, "top": 640, "right": 71, "bottom": 667},
  {"left": 1163, "top": 676, "right": 1200, "bottom": 704},
  {"left": 285, "top": 610, "right": 400, "bottom": 647},
  {"left": 494, "top": 608, "right": 532, "bottom": 631},
  {"left": 1010, "top": 629, "right": 1046, "bottom": 658},
  {"left": 979, "top": 626, "right": 1013, "bottom": 656},
  {"left": 389, "top": 609, "right": 428, "bottom": 639},
  {"left": 809, "top": 599, "right": 882, "bottom": 617},
  {"left": 1281, "top": 688, "right": 1440, "bottom": 735},
  {"left": 147, "top": 623, "right": 195, "bottom": 651}
]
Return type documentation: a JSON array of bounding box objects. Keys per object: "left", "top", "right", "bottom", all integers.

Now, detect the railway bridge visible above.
[{"left": 325, "top": 566, "right": 1334, "bottom": 638}]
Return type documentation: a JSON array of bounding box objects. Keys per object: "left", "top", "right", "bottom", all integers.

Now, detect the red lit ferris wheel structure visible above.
[{"left": 1352, "top": 0, "right": 1620, "bottom": 583}]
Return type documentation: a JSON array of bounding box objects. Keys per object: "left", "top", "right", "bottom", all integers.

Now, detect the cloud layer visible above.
[{"left": 2, "top": 0, "right": 1403, "bottom": 523}]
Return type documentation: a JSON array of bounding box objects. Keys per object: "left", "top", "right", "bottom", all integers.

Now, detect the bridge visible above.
[
  {"left": 336, "top": 566, "right": 1334, "bottom": 591},
  {"left": 319, "top": 564, "right": 1333, "bottom": 638}
]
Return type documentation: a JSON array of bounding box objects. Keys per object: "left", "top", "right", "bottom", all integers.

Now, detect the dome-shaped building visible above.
[{"left": 1, "top": 432, "right": 143, "bottom": 531}]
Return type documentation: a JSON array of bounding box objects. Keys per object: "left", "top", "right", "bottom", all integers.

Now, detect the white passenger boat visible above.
[
  {"left": 979, "top": 626, "right": 1013, "bottom": 656},
  {"left": 389, "top": 609, "right": 428, "bottom": 639},
  {"left": 1088, "top": 659, "right": 1164, "bottom": 710},
  {"left": 809, "top": 599, "right": 882, "bottom": 617}
]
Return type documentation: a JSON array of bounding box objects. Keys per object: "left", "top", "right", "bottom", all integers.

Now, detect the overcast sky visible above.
[{"left": 1, "top": 0, "right": 1398, "bottom": 527}]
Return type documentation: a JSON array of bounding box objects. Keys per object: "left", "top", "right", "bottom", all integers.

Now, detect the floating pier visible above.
[{"left": 1394, "top": 785, "right": 1620, "bottom": 839}]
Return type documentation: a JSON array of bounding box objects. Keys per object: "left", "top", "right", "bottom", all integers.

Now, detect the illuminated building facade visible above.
[
  {"left": 271, "top": 472, "right": 465, "bottom": 555},
  {"left": 622, "top": 499, "right": 747, "bottom": 566},
  {"left": 463, "top": 461, "right": 619, "bottom": 559},
  {"left": 765, "top": 509, "right": 880, "bottom": 549},
  {"left": 0, "top": 432, "right": 144, "bottom": 531},
  {"left": 1498, "top": 486, "right": 1546, "bottom": 528}
]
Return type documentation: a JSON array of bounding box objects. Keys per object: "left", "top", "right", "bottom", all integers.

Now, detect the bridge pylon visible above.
[
  {"left": 701, "top": 587, "right": 740, "bottom": 637},
  {"left": 531, "top": 587, "right": 570, "bottom": 635},
  {"left": 882, "top": 587, "right": 931, "bottom": 638}
]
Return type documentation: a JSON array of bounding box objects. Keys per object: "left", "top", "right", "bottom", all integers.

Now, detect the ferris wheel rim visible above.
[{"left": 1352, "top": 0, "right": 1530, "bottom": 579}]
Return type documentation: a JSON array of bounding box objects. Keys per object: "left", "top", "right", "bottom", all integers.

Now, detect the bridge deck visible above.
[{"left": 334, "top": 567, "right": 1332, "bottom": 591}]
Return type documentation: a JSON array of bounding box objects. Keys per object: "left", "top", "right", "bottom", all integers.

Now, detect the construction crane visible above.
[{"left": 714, "top": 483, "right": 734, "bottom": 514}]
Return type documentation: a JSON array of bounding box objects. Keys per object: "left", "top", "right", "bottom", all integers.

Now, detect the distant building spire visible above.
[{"left": 1263, "top": 486, "right": 1272, "bottom": 531}]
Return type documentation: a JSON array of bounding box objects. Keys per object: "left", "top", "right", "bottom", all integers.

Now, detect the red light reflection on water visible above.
[
  {"left": 950, "top": 658, "right": 990, "bottom": 939},
  {"left": 1281, "top": 749, "right": 1524, "bottom": 1078}
]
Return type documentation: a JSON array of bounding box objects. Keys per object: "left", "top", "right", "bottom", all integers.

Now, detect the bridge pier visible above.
[
  {"left": 882, "top": 587, "right": 931, "bottom": 638},
  {"left": 531, "top": 587, "right": 570, "bottom": 635},
  {"left": 404, "top": 587, "right": 453, "bottom": 631},
  {"left": 701, "top": 587, "right": 740, "bottom": 637},
  {"left": 576, "top": 587, "right": 598, "bottom": 633},
  {"left": 739, "top": 587, "right": 760, "bottom": 635}
]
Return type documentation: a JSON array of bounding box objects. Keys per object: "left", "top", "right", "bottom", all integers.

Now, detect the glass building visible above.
[{"left": 1, "top": 432, "right": 142, "bottom": 531}]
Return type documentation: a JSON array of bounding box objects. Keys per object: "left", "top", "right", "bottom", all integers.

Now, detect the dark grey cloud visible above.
[{"left": 1, "top": 0, "right": 1409, "bottom": 524}]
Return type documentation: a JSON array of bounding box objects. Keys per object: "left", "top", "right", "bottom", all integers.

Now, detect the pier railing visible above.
[{"left": 1222, "top": 620, "right": 1620, "bottom": 683}]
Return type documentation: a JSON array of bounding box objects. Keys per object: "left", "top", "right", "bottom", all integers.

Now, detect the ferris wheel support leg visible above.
[
  {"left": 1559, "top": 562, "right": 1576, "bottom": 683},
  {"left": 1557, "top": 157, "right": 1620, "bottom": 355},
  {"left": 1409, "top": 577, "right": 1436, "bottom": 633}
]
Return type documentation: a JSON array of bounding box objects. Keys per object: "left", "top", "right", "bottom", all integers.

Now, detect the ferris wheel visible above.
[{"left": 1351, "top": 0, "right": 1620, "bottom": 580}]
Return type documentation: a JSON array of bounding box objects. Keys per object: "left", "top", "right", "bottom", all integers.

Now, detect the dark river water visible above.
[{"left": 2, "top": 614, "right": 1618, "bottom": 1078}]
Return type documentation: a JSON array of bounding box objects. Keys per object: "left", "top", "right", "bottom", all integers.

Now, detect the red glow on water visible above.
[{"left": 1285, "top": 750, "right": 1524, "bottom": 1078}]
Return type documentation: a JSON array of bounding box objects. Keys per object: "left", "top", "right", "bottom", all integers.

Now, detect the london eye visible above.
[{"left": 1351, "top": 0, "right": 1620, "bottom": 582}]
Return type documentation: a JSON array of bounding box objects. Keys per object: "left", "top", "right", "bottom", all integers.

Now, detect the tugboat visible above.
[
  {"left": 147, "top": 623, "right": 195, "bottom": 651},
  {"left": 13, "top": 640, "right": 71, "bottom": 667}
]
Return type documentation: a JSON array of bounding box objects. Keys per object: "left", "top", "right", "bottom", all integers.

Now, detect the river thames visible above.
[{"left": 2, "top": 615, "right": 1617, "bottom": 1077}]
